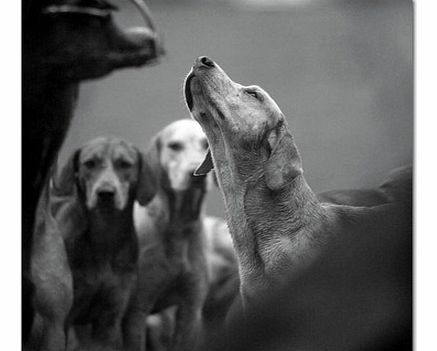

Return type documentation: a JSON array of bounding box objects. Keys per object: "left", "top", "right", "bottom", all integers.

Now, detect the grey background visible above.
[{"left": 59, "top": 0, "right": 413, "bottom": 217}]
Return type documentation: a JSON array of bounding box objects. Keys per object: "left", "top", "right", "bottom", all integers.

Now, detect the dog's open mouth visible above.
[{"left": 184, "top": 71, "right": 196, "bottom": 111}]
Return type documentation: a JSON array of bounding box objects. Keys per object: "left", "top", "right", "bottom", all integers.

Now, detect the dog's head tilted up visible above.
[
  {"left": 54, "top": 136, "right": 157, "bottom": 213},
  {"left": 184, "top": 56, "right": 302, "bottom": 192}
]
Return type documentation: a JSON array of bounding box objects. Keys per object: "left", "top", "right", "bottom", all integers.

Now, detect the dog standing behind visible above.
[
  {"left": 123, "top": 119, "right": 238, "bottom": 351},
  {"left": 42, "top": 136, "right": 157, "bottom": 351}
]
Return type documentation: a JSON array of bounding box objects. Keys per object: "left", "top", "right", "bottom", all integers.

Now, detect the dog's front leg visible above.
[
  {"left": 170, "top": 303, "right": 203, "bottom": 351},
  {"left": 90, "top": 289, "right": 134, "bottom": 351},
  {"left": 26, "top": 314, "right": 68, "bottom": 351},
  {"left": 122, "top": 306, "right": 149, "bottom": 351},
  {"left": 90, "top": 318, "right": 124, "bottom": 351}
]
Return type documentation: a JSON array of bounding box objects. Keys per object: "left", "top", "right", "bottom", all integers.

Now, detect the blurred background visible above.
[{"left": 58, "top": 0, "right": 413, "bottom": 217}]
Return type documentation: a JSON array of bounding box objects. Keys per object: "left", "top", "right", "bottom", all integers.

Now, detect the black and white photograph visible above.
[{"left": 17, "top": 0, "right": 416, "bottom": 350}]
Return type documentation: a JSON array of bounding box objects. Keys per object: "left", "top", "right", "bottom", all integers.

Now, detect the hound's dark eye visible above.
[
  {"left": 168, "top": 142, "right": 183, "bottom": 151},
  {"left": 83, "top": 159, "right": 96, "bottom": 169},
  {"left": 246, "top": 90, "right": 260, "bottom": 100},
  {"left": 118, "top": 160, "right": 132, "bottom": 169},
  {"left": 201, "top": 139, "right": 209, "bottom": 150}
]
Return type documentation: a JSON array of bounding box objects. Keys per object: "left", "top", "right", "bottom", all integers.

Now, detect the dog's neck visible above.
[
  {"left": 86, "top": 203, "right": 136, "bottom": 255},
  {"left": 152, "top": 185, "right": 207, "bottom": 233},
  {"left": 145, "top": 186, "right": 206, "bottom": 264},
  {"left": 214, "top": 156, "right": 327, "bottom": 302}
]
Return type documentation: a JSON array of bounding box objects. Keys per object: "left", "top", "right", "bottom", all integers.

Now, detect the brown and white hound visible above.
[{"left": 123, "top": 119, "right": 237, "bottom": 351}]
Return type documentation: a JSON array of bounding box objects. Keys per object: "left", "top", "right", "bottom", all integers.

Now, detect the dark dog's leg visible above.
[
  {"left": 146, "top": 308, "right": 176, "bottom": 351},
  {"left": 90, "top": 283, "right": 135, "bottom": 351},
  {"left": 123, "top": 298, "right": 159, "bottom": 351},
  {"left": 123, "top": 307, "right": 148, "bottom": 351},
  {"left": 26, "top": 312, "right": 70, "bottom": 351},
  {"left": 30, "top": 208, "right": 73, "bottom": 351},
  {"left": 40, "top": 320, "right": 68, "bottom": 351},
  {"left": 170, "top": 303, "right": 202, "bottom": 351},
  {"left": 91, "top": 320, "right": 123, "bottom": 351}
]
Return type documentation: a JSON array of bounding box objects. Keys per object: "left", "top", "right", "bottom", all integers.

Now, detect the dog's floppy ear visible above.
[
  {"left": 264, "top": 124, "right": 302, "bottom": 191},
  {"left": 136, "top": 151, "right": 158, "bottom": 206},
  {"left": 194, "top": 149, "right": 214, "bottom": 176},
  {"left": 135, "top": 136, "right": 161, "bottom": 205},
  {"left": 52, "top": 150, "right": 80, "bottom": 196}
]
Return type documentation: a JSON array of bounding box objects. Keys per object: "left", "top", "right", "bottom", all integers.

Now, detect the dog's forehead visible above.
[
  {"left": 243, "top": 84, "right": 281, "bottom": 112},
  {"left": 242, "top": 87, "right": 283, "bottom": 127},
  {"left": 162, "top": 120, "right": 205, "bottom": 143},
  {"left": 80, "top": 137, "right": 137, "bottom": 161},
  {"left": 111, "top": 143, "right": 137, "bottom": 161}
]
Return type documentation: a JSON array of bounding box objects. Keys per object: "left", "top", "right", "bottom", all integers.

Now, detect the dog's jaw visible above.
[{"left": 184, "top": 70, "right": 195, "bottom": 111}]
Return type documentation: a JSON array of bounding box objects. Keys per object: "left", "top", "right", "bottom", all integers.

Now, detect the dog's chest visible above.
[
  {"left": 139, "top": 237, "right": 208, "bottom": 312},
  {"left": 69, "top": 243, "right": 137, "bottom": 324},
  {"left": 142, "top": 240, "right": 200, "bottom": 283}
]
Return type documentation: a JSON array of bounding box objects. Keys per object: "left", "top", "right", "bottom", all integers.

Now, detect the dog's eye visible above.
[
  {"left": 246, "top": 90, "right": 260, "bottom": 100},
  {"left": 84, "top": 159, "right": 96, "bottom": 169},
  {"left": 168, "top": 142, "right": 183, "bottom": 151}
]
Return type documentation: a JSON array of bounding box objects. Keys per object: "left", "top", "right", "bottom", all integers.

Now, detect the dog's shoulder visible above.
[{"left": 323, "top": 200, "right": 411, "bottom": 245}]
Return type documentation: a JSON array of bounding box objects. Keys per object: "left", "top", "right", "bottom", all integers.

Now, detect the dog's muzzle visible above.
[
  {"left": 184, "top": 56, "right": 216, "bottom": 111},
  {"left": 93, "top": 187, "right": 116, "bottom": 210},
  {"left": 89, "top": 183, "right": 125, "bottom": 211}
]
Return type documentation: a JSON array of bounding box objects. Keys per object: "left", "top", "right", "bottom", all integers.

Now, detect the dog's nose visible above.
[
  {"left": 97, "top": 189, "right": 115, "bottom": 201},
  {"left": 196, "top": 56, "right": 215, "bottom": 68}
]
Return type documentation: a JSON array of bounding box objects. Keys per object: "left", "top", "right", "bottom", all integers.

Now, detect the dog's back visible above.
[
  {"left": 318, "top": 188, "right": 388, "bottom": 206},
  {"left": 318, "top": 165, "right": 412, "bottom": 207}
]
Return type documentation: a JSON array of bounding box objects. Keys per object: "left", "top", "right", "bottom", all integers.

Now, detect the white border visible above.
[
  {"left": 2, "top": 0, "right": 434, "bottom": 349},
  {"left": 415, "top": 0, "right": 437, "bottom": 350},
  {"left": 0, "top": 0, "right": 21, "bottom": 349}
]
